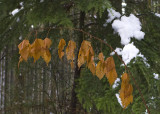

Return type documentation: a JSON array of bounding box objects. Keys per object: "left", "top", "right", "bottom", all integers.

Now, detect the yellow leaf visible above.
[
  {"left": 104, "top": 56, "right": 117, "bottom": 85},
  {"left": 104, "top": 56, "right": 115, "bottom": 73},
  {"left": 43, "top": 38, "right": 52, "bottom": 48},
  {"left": 30, "top": 39, "right": 44, "bottom": 62},
  {"left": 87, "top": 56, "right": 95, "bottom": 75},
  {"left": 121, "top": 73, "right": 130, "bottom": 83},
  {"left": 78, "top": 49, "right": 85, "bottom": 68},
  {"left": 98, "top": 52, "right": 104, "bottom": 62},
  {"left": 66, "top": 40, "right": 76, "bottom": 61},
  {"left": 58, "top": 39, "right": 66, "bottom": 60},
  {"left": 18, "top": 40, "right": 30, "bottom": 61},
  {"left": 42, "top": 49, "right": 51, "bottom": 65},
  {"left": 119, "top": 73, "right": 133, "bottom": 109},
  {"left": 106, "top": 68, "right": 117, "bottom": 85},
  {"left": 96, "top": 61, "right": 105, "bottom": 80}
]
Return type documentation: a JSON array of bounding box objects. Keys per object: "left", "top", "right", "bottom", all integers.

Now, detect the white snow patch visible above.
[
  {"left": 155, "top": 13, "right": 160, "bottom": 18},
  {"left": 110, "top": 48, "right": 122, "bottom": 56},
  {"left": 112, "top": 14, "right": 145, "bottom": 45},
  {"left": 111, "top": 43, "right": 139, "bottom": 65},
  {"left": 112, "top": 78, "right": 120, "bottom": 88},
  {"left": 153, "top": 73, "right": 159, "bottom": 80},
  {"left": 11, "top": 2, "right": 24, "bottom": 16},
  {"left": 106, "top": 8, "right": 121, "bottom": 23},
  {"left": 122, "top": 2, "right": 127, "bottom": 7},
  {"left": 116, "top": 93, "right": 123, "bottom": 107},
  {"left": 137, "top": 54, "right": 150, "bottom": 68},
  {"left": 11, "top": 9, "right": 19, "bottom": 16}
]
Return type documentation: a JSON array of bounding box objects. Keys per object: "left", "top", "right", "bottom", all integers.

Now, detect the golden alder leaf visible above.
[
  {"left": 66, "top": 40, "right": 76, "bottom": 61},
  {"left": 96, "top": 61, "right": 105, "bottom": 80},
  {"left": 78, "top": 40, "right": 91, "bottom": 68},
  {"left": 120, "top": 73, "right": 133, "bottom": 109},
  {"left": 98, "top": 52, "right": 104, "bottom": 62},
  {"left": 96, "top": 53, "right": 105, "bottom": 80},
  {"left": 104, "top": 56, "right": 117, "bottom": 85},
  {"left": 42, "top": 49, "right": 51, "bottom": 65},
  {"left": 18, "top": 40, "right": 31, "bottom": 61},
  {"left": 77, "top": 40, "right": 95, "bottom": 75},
  {"left": 43, "top": 38, "right": 52, "bottom": 48},
  {"left": 78, "top": 49, "right": 85, "bottom": 68},
  {"left": 58, "top": 39, "right": 66, "bottom": 60},
  {"left": 30, "top": 39, "right": 44, "bottom": 62},
  {"left": 87, "top": 55, "right": 96, "bottom": 75}
]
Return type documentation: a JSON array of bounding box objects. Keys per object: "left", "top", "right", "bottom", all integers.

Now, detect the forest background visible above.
[{"left": 0, "top": 0, "right": 160, "bottom": 114}]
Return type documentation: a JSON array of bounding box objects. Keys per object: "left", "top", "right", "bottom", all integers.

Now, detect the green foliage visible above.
[
  {"left": 75, "top": 0, "right": 112, "bottom": 17},
  {"left": 76, "top": 68, "right": 122, "bottom": 113}
]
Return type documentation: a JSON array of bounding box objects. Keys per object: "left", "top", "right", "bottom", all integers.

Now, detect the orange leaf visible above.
[
  {"left": 66, "top": 40, "right": 76, "bottom": 61},
  {"left": 104, "top": 56, "right": 117, "bottom": 85},
  {"left": 42, "top": 49, "right": 51, "bottom": 65},
  {"left": 18, "top": 40, "right": 31, "bottom": 61},
  {"left": 58, "top": 39, "right": 66, "bottom": 60},
  {"left": 96, "top": 61, "right": 105, "bottom": 80},
  {"left": 119, "top": 73, "right": 133, "bottom": 109},
  {"left": 43, "top": 38, "right": 52, "bottom": 48},
  {"left": 98, "top": 52, "right": 104, "bottom": 62},
  {"left": 30, "top": 39, "right": 44, "bottom": 62},
  {"left": 87, "top": 56, "right": 96, "bottom": 75},
  {"left": 106, "top": 68, "right": 117, "bottom": 85}
]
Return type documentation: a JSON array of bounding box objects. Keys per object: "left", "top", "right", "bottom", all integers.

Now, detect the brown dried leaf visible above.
[
  {"left": 43, "top": 38, "right": 52, "bottom": 48},
  {"left": 58, "top": 39, "right": 66, "bottom": 60},
  {"left": 98, "top": 52, "right": 104, "bottom": 62},
  {"left": 42, "top": 49, "right": 51, "bottom": 65},
  {"left": 18, "top": 40, "right": 31, "bottom": 61},
  {"left": 30, "top": 39, "right": 44, "bottom": 62},
  {"left": 66, "top": 40, "right": 76, "bottom": 61},
  {"left": 96, "top": 61, "right": 105, "bottom": 80},
  {"left": 106, "top": 68, "right": 117, "bottom": 85}
]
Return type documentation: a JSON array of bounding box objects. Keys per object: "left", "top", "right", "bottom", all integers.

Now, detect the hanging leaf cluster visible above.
[
  {"left": 58, "top": 39, "right": 76, "bottom": 69},
  {"left": 18, "top": 38, "right": 52, "bottom": 67},
  {"left": 120, "top": 73, "right": 133, "bottom": 109},
  {"left": 18, "top": 37, "right": 133, "bottom": 109},
  {"left": 78, "top": 40, "right": 95, "bottom": 74}
]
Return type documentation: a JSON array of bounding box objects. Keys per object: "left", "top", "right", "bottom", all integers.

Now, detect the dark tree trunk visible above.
[{"left": 70, "top": 11, "right": 85, "bottom": 114}]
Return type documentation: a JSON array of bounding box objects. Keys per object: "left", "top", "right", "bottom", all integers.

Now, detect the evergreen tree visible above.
[{"left": 0, "top": 0, "right": 159, "bottom": 114}]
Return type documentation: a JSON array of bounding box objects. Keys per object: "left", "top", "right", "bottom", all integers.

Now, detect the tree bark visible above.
[{"left": 70, "top": 11, "right": 85, "bottom": 114}]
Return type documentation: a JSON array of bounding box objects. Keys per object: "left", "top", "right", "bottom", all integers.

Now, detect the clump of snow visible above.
[
  {"left": 112, "top": 14, "right": 145, "bottom": 45},
  {"left": 111, "top": 43, "right": 140, "bottom": 65},
  {"left": 11, "top": 2, "right": 24, "bottom": 16},
  {"left": 110, "top": 48, "right": 122, "bottom": 56},
  {"left": 122, "top": 2, "right": 127, "bottom": 7},
  {"left": 106, "top": 8, "right": 121, "bottom": 23},
  {"left": 137, "top": 54, "right": 150, "bottom": 68},
  {"left": 153, "top": 73, "right": 159, "bottom": 80},
  {"left": 115, "top": 93, "right": 123, "bottom": 107},
  {"left": 155, "top": 13, "right": 160, "bottom": 18},
  {"left": 112, "top": 78, "right": 120, "bottom": 88},
  {"left": 11, "top": 9, "right": 19, "bottom": 16}
]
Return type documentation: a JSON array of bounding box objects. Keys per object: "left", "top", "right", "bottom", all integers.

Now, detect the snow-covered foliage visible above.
[
  {"left": 112, "top": 78, "right": 120, "bottom": 88},
  {"left": 112, "top": 14, "right": 145, "bottom": 45},
  {"left": 11, "top": 2, "right": 24, "bottom": 16},
  {"left": 153, "top": 73, "right": 159, "bottom": 80},
  {"left": 106, "top": 8, "right": 121, "bottom": 23},
  {"left": 111, "top": 43, "right": 140, "bottom": 65},
  {"left": 155, "top": 13, "right": 160, "bottom": 18}
]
